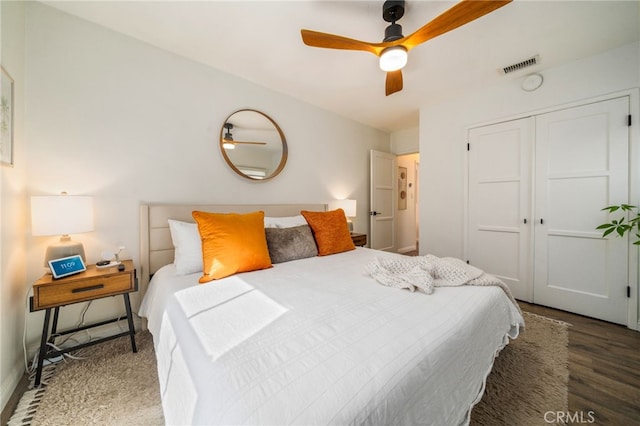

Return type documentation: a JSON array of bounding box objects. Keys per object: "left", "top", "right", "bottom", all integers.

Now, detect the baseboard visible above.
[
  {"left": 397, "top": 245, "right": 417, "bottom": 254},
  {"left": 0, "top": 367, "right": 27, "bottom": 425}
]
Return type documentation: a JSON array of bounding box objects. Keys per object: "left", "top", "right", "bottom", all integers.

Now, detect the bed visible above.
[{"left": 138, "top": 203, "right": 524, "bottom": 426}]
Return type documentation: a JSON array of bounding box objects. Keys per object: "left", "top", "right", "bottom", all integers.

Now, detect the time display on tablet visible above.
[{"left": 48, "top": 255, "right": 87, "bottom": 279}]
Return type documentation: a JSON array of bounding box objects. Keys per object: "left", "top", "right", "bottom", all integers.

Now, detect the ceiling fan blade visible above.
[
  {"left": 385, "top": 70, "right": 403, "bottom": 96},
  {"left": 301, "top": 29, "right": 385, "bottom": 56},
  {"left": 403, "top": 0, "right": 512, "bottom": 50}
]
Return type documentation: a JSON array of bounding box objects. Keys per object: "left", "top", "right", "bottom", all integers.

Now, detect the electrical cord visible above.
[
  {"left": 23, "top": 290, "right": 135, "bottom": 375},
  {"left": 14, "top": 289, "right": 136, "bottom": 425},
  {"left": 23, "top": 290, "right": 93, "bottom": 374},
  {"left": 22, "top": 289, "right": 35, "bottom": 375},
  {"left": 52, "top": 300, "right": 92, "bottom": 347}
]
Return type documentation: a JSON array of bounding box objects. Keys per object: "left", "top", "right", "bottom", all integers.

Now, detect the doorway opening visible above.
[{"left": 396, "top": 153, "right": 420, "bottom": 255}]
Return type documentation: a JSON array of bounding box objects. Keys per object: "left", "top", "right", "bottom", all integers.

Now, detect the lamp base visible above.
[{"left": 44, "top": 239, "right": 87, "bottom": 268}]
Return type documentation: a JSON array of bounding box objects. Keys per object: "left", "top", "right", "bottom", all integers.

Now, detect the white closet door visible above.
[
  {"left": 468, "top": 118, "right": 533, "bottom": 301},
  {"left": 534, "top": 97, "right": 629, "bottom": 324}
]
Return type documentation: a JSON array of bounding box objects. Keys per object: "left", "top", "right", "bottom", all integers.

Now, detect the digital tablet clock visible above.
[{"left": 48, "top": 255, "right": 86, "bottom": 279}]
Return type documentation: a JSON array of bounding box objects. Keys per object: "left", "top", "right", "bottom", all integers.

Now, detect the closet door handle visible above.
[
  {"left": 540, "top": 218, "right": 544, "bottom": 225},
  {"left": 524, "top": 218, "right": 527, "bottom": 224}
]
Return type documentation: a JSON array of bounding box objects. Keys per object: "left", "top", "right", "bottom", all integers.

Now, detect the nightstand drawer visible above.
[{"left": 36, "top": 274, "right": 133, "bottom": 308}]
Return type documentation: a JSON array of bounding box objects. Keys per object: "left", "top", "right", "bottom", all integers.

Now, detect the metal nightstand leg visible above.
[
  {"left": 33, "top": 294, "right": 137, "bottom": 387},
  {"left": 34, "top": 308, "right": 51, "bottom": 387},
  {"left": 123, "top": 293, "right": 137, "bottom": 353}
]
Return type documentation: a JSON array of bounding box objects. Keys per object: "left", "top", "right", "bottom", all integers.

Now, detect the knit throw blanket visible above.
[{"left": 365, "top": 255, "right": 521, "bottom": 313}]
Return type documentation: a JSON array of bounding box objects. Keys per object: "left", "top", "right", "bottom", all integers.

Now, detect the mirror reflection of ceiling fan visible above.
[
  {"left": 222, "top": 123, "right": 268, "bottom": 150},
  {"left": 301, "top": 0, "right": 512, "bottom": 96}
]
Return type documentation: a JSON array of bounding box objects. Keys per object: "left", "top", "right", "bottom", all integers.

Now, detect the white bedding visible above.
[{"left": 139, "top": 248, "right": 523, "bottom": 426}]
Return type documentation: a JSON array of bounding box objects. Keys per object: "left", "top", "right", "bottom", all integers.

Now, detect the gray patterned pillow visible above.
[{"left": 265, "top": 225, "right": 318, "bottom": 264}]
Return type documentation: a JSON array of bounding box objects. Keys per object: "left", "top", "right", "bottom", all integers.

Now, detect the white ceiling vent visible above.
[{"left": 500, "top": 55, "right": 540, "bottom": 75}]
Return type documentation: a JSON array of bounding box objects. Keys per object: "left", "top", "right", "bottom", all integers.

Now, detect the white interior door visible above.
[
  {"left": 533, "top": 97, "right": 629, "bottom": 324},
  {"left": 370, "top": 150, "right": 395, "bottom": 251},
  {"left": 467, "top": 118, "right": 534, "bottom": 301}
]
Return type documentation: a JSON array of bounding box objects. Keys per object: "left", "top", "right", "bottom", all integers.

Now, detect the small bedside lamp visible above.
[
  {"left": 31, "top": 193, "right": 94, "bottom": 266},
  {"left": 329, "top": 199, "right": 357, "bottom": 231}
]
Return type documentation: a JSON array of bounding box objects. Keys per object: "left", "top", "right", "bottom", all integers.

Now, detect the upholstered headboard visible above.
[{"left": 139, "top": 203, "right": 326, "bottom": 297}]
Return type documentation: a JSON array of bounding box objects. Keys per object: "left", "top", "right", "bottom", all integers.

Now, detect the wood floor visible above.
[{"left": 519, "top": 302, "right": 640, "bottom": 425}]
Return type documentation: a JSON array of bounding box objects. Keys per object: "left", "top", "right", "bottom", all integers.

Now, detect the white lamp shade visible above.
[
  {"left": 329, "top": 199, "right": 357, "bottom": 217},
  {"left": 379, "top": 46, "right": 408, "bottom": 72},
  {"left": 31, "top": 195, "right": 94, "bottom": 236}
]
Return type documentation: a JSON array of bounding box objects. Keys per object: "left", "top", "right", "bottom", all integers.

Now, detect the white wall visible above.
[
  {"left": 2, "top": 2, "right": 390, "bottom": 410},
  {"left": 0, "top": 0, "right": 28, "bottom": 412},
  {"left": 419, "top": 42, "right": 640, "bottom": 327},
  {"left": 420, "top": 42, "right": 640, "bottom": 259},
  {"left": 391, "top": 126, "right": 419, "bottom": 155}
]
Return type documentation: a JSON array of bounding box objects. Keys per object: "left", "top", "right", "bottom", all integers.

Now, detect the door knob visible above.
[{"left": 370, "top": 211, "right": 380, "bottom": 216}]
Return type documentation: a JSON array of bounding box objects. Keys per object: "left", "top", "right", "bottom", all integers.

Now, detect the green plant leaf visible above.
[
  {"left": 596, "top": 223, "right": 614, "bottom": 230},
  {"left": 602, "top": 205, "right": 620, "bottom": 212},
  {"left": 596, "top": 204, "right": 640, "bottom": 243}
]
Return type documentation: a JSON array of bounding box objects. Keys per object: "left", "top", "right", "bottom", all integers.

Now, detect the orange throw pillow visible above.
[
  {"left": 192, "top": 210, "right": 272, "bottom": 282},
  {"left": 301, "top": 209, "right": 355, "bottom": 256}
]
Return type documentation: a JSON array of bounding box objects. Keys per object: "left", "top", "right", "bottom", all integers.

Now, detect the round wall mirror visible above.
[{"left": 220, "top": 109, "right": 288, "bottom": 180}]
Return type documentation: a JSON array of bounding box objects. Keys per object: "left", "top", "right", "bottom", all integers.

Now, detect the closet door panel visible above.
[
  {"left": 547, "top": 236, "right": 609, "bottom": 296},
  {"left": 471, "top": 231, "right": 521, "bottom": 280},
  {"left": 468, "top": 118, "right": 533, "bottom": 302},
  {"left": 475, "top": 181, "right": 521, "bottom": 228},
  {"left": 547, "top": 176, "right": 608, "bottom": 232},
  {"left": 534, "top": 97, "right": 629, "bottom": 324},
  {"left": 547, "top": 113, "right": 610, "bottom": 173}
]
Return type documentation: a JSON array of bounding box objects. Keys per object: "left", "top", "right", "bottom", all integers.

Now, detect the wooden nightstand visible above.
[
  {"left": 351, "top": 232, "right": 367, "bottom": 247},
  {"left": 30, "top": 260, "right": 138, "bottom": 386}
]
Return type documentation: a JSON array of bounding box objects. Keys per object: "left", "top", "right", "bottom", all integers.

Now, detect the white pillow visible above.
[
  {"left": 168, "top": 219, "right": 202, "bottom": 275},
  {"left": 264, "top": 215, "right": 308, "bottom": 228}
]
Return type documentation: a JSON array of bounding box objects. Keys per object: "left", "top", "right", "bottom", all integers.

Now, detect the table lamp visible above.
[
  {"left": 329, "top": 199, "right": 357, "bottom": 231},
  {"left": 31, "top": 193, "right": 94, "bottom": 266}
]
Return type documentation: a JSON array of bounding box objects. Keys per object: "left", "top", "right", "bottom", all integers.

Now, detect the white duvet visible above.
[{"left": 139, "top": 248, "right": 524, "bottom": 426}]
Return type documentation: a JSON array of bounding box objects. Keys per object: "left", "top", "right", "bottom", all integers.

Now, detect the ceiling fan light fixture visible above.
[
  {"left": 379, "top": 46, "right": 407, "bottom": 72},
  {"left": 223, "top": 141, "right": 235, "bottom": 150}
]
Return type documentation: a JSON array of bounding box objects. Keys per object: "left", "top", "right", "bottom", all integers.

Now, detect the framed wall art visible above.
[
  {"left": 398, "top": 166, "right": 407, "bottom": 210},
  {"left": 1, "top": 66, "right": 14, "bottom": 166}
]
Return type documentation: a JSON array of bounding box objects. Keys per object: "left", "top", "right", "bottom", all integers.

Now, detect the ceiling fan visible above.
[
  {"left": 301, "top": 0, "right": 512, "bottom": 96},
  {"left": 222, "top": 123, "right": 267, "bottom": 150}
]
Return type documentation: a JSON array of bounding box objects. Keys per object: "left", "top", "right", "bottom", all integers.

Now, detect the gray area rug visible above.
[
  {"left": 470, "top": 311, "right": 570, "bottom": 425},
  {"left": 30, "top": 331, "right": 163, "bottom": 426},
  {"left": 25, "top": 311, "right": 568, "bottom": 425}
]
